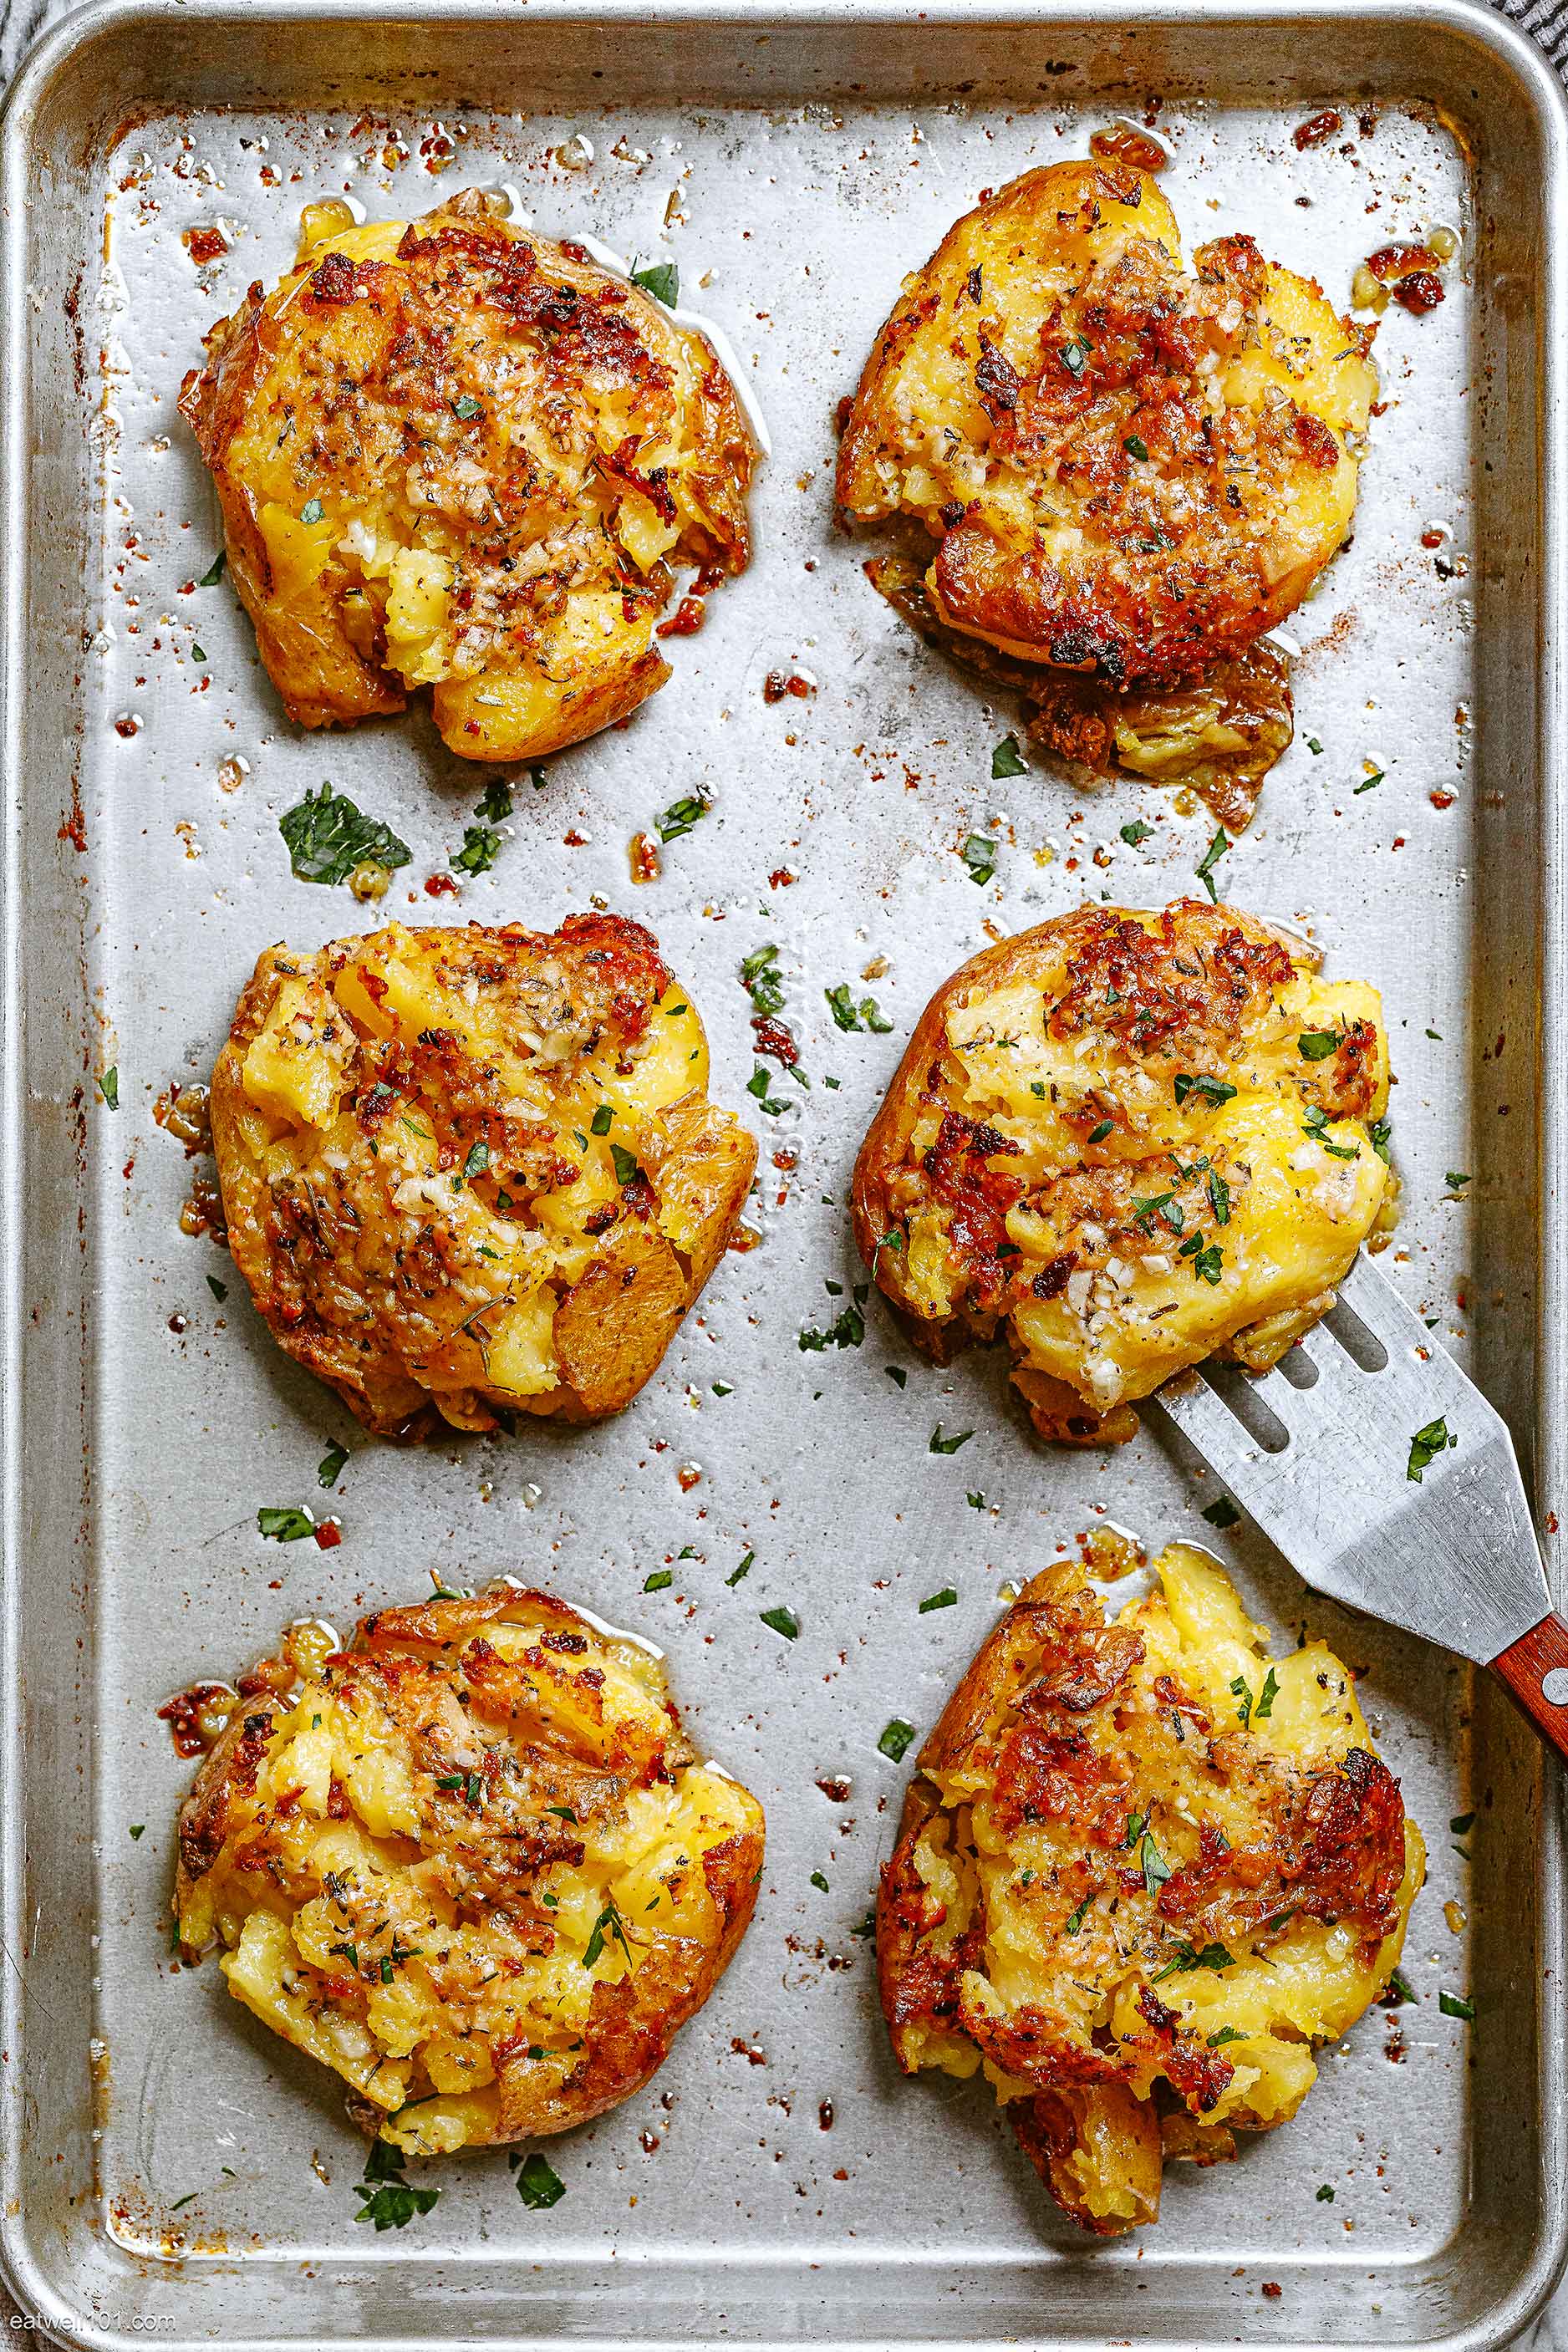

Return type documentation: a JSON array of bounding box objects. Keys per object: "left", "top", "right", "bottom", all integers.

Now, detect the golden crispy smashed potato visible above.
[
  {"left": 878, "top": 1543, "right": 1423, "bottom": 2233},
  {"left": 837, "top": 160, "right": 1376, "bottom": 817},
  {"left": 211, "top": 914, "right": 756, "bottom": 1435},
  {"left": 176, "top": 1588, "right": 765, "bottom": 2153},
  {"left": 181, "top": 190, "right": 754, "bottom": 761},
  {"left": 851, "top": 900, "right": 1389, "bottom": 1443}
]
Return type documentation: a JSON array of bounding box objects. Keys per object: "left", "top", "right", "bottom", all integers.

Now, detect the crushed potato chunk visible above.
[
  {"left": 176, "top": 1586, "right": 765, "bottom": 2153},
  {"left": 180, "top": 190, "right": 754, "bottom": 761},
  {"left": 878, "top": 1544, "right": 1423, "bottom": 2232},
  {"left": 211, "top": 915, "right": 756, "bottom": 1434},
  {"left": 852, "top": 899, "right": 1390, "bottom": 1443}
]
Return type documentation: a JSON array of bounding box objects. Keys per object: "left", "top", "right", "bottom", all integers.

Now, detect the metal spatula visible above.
[{"left": 1153, "top": 1251, "right": 1568, "bottom": 1757}]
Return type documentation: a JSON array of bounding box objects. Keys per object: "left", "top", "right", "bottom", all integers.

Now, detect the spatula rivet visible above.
[{"left": 1540, "top": 1668, "right": 1568, "bottom": 1708}]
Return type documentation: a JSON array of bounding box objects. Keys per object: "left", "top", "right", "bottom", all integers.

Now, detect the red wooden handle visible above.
[{"left": 1490, "top": 1611, "right": 1568, "bottom": 1763}]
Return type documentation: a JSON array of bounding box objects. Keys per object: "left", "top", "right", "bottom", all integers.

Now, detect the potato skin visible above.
[
  {"left": 852, "top": 899, "right": 1390, "bottom": 1443},
  {"left": 211, "top": 914, "right": 756, "bottom": 1437},
  {"left": 876, "top": 1546, "right": 1423, "bottom": 2233},
  {"left": 174, "top": 1586, "right": 765, "bottom": 2153},
  {"left": 180, "top": 190, "right": 754, "bottom": 761}
]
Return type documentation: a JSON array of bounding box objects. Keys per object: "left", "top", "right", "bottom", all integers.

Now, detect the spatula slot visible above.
[
  {"left": 1320, "top": 1295, "right": 1391, "bottom": 1372},
  {"left": 1199, "top": 1362, "right": 1291, "bottom": 1453}
]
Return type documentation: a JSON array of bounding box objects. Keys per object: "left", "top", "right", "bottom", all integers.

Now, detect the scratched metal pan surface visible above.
[{"left": 1, "top": 0, "right": 1566, "bottom": 2345}]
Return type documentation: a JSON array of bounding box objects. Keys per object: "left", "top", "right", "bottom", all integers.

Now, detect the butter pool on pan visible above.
[{"left": 852, "top": 899, "right": 1393, "bottom": 1443}]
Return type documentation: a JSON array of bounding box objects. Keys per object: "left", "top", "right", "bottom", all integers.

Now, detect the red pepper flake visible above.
[
  {"left": 763, "top": 669, "right": 816, "bottom": 704},
  {"left": 768, "top": 868, "right": 797, "bottom": 888},
  {"left": 1292, "top": 109, "right": 1342, "bottom": 149},
  {"left": 1430, "top": 789, "right": 1455, "bottom": 810},
  {"left": 1261, "top": 2284, "right": 1283, "bottom": 2301},
  {"left": 676, "top": 1464, "right": 701, "bottom": 1494},
  {"left": 629, "top": 831, "right": 660, "bottom": 884},
  {"left": 563, "top": 829, "right": 588, "bottom": 847},
  {"left": 1367, "top": 241, "right": 1438, "bottom": 282},
  {"left": 183, "top": 225, "right": 230, "bottom": 266},
  {"left": 751, "top": 1016, "right": 798, "bottom": 1066},
  {"left": 1088, "top": 123, "right": 1167, "bottom": 173},
  {"left": 1421, "top": 528, "right": 1447, "bottom": 550},
  {"left": 656, "top": 595, "right": 705, "bottom": 639},
  {"left": 1393, "top": 271, "right": 1445, "bottom": 316},
  {"left": 314, "top": 1520, "right": 343, "bottom": 1550},
  {"left": 423, "top": 873, "right": 459, "bottom": 898}
]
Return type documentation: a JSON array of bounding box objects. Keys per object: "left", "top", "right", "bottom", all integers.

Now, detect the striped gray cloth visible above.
[{"left": 0, "top": 0, "right": 1560, "bottom": 2344}]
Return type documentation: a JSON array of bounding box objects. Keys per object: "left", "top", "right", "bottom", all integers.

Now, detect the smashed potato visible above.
[
  {"left": 176, "top": 1587, "right": 765, "bottom": 2152},
  {"left": 837, "top": 160, "right": 1375, "bottom": 816},
  {"left": 181, "top": 189, "right": 754, "bottom": 761},
  {"left": 851, "top": 900, "right": 1390, "bottom": 1443},
  {"left": 878, "top": 1544, "right": 1423, "bottom": 2233},
  {"left": 211, "top": 914, "right": 756, "bottom": 1435}
]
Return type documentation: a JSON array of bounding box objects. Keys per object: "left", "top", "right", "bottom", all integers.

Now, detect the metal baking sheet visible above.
[{"left": 3, "top": 2, "right": 1566, "bottom": 2345}]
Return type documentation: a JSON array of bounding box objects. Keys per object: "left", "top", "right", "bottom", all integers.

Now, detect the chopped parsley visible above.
[
  {"left": 298, "top": 496, "right": 325, "bottom": 525},
  {"left": 1230, "top": 1672, "right": 1255, "bottom": 1728},
  {"left": 1060, "top": 334, "right": 1092, "bottom": 375},
  {"left": 1354, "top": 767, "right": 1385, "bottom": 794},
  {"left": 746, "top": 1066, "right": 789, "bottom": 1117},
  {"left": 472, "top": 776, "right": 512, "bottom": 824},
  {"left": 1207, "top": 2026, "right": 1249, "bottom": 2049},
  {"left": 929, "top": 1424, "right": 973, "bottom": 1454},
  {"left": 1297, "top": 1031, "right": 1341, "bottom": 1061},
  {"left": 317, "top": 1443, "right": 349, "bottom": 1489},
  {"left": 1370, "top": 1117, "right": 1392, "bottom": 1164},
  {"left": 1131, "top": 1190, "right": 1182, "bottom": 1235},
  {"left": 1383, "top": 1968, "right": 1418, "bottom": 2006},
  {"left": 1139, "top": 1830, "right": 1170, "bottom": 1896},
  {"left": 98, "top": 1067, "right": 119, "bottom": 1110},
  {"left": 741, "top": 944, "right": 784, "bottom": 1016},
  {"left": 1202, "top": 1495, "right": 1241, "bottom": 1529},
  {"left": 610, "top": 1143, "right": 643, "bottom": 1187},
  {"left": 590, "top": 1104, "right": 613, "bottom": 1137},
  {"left": 799, "top": 1289, "right": 867, "bottom": 1352},
  {"left": 991, "top": 735, "right": 1027, "bottom": 780},
  {"left": 919, "top": 1587, "right": 958, "bottom": 1613},
  {"left": 967, "top": 1490, "right": 985, "bottom": 1509},
  {"left": 1151, "top": 1939, "right": 1235, "bottom": 1981},
  {"left": 354, "top": 2141, "right": 440, "bottom": 2231},
  {"left": 1064, "top": 1891, "right": 1094, "bottom": 1934},
  {"left": 825, "top": 984, "right": 893, "bottom": 1033},
  {"left": 631, "top": 257, "right": 680, "bottom": 307},
  {"left": 191, "top": 643, "right": 207, "bottom": 663},
  {"left": 280, "top": 783, "right": 411, "bottom": 888},
  {"left": 451, "top": 392, "right": 483, "bottom": 420},
  {"left": 643, "top": 1570, "right": 673, "bottom": 1593},
  {"left": 198, "top": 550, "right": 227, "bottom": 587},
  {"left": 885, "top": 1365, "right": 908, "bottom": 1389},
  {"left": 512, "top": 2151, "right": 567, "bottom": 2209},
  {"left": 726, "top": 1550, "right": 754, "bottom": 1587},
  {"left": 1316, "top": 2183, "right": 1336, "bottom": 2202},
  {"left": 960, "top": 833, "right": 997, "bottom": 885},
  {"left": 1194, "top": 825, "right": 1231, "bottom": 902},
  {"left": 457, "top": 1138, "right": 490, "bottom": 1187},
  {"left": 1439, "top": 1989, "right": 1475, "bottom": 2021},
  {"left": 1445, "top": 1170, "right": 1472, "bottom": 1190},
  {"left": 452, "top": 823, "right": 501, "bottom": 876},
  {"left": 257, "top": 1505, "right": 314, "bottom": 1541},
  {"left": 811, "top": 1870, "right": 830, "bottom": 1892},
  {"left": 1306, "top": 736, "right": 1323, "bottom": 755},
  {"left": 583, "top": 1901, "right": 634, "bottom": 1971},
  {"left": 130, "top": 1823, "right": 145, "bottom": 1840},
  {"left": 1408, "top": 1416, "right": 1456, "bottom": 1482},
  {"left": 654, "top": 793, "right": 710, "bottom": 844},
  {"left": 1123, "top": 434, "right": 1150, "bottom": 462},
  {"left": 1187, "top": 1238, "right": 1224, "bottom": 1285},
  {"left": 1087, "top": 1117, "right": 1114, "bottom": 1144},
  {"left": 1207, "top": 1168, "right": 1231, "bottom": 1226},
  {"left": 1120, "top": 819, "right": 1153, "bottom": 847},
  {"left": 1254, "top": 1667, "right": 1280, "bottom": 1721},
  {"left": 1174, "top": 1072, "right": 1237, "bottom": 1108},
  {"left": 760, "top": 1605, "right": 800, "bottom": 1640},
  {"left": 1450, "top": 1811, "right": 1476, "bottom": 1836},
  {"left": 878, "top": 1718, "right": 917, "bottom": 1763}
]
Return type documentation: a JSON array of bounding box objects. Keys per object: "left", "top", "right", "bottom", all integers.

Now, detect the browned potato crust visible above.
[
  {"left": 211, "top": 914, "right": 756, "bottom": 1436},
  {"left": 175, "top": 1587, "right": 765, "bottom": 2153},
  {"left": 181, "top": 189, "right": 754, "bottom": 761},
  {"left": 837, "top": 160, "right": 1375, "bottom": 816},
  {"left": 851, "top": 900, "right": 1391, "bottom": 1443},
  {"left": 877, "top": 1547, "right": 1423, "bottom": 2232}
]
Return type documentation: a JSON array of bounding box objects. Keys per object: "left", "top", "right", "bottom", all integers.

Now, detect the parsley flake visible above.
[
  {"left": 1194, "top": 825, "right": 1231, "bottom": 902},
  {"left": 1119, "top": 819, "right": 1153, "bottom": 847},
  {"left": 878, "top": 1718, "right": 916, "bottom": 1763},
  {"left": 631, "top": 257, "right": 680, "bottom": 307},
  {"left": 257, "top": 1505, "right": 314, "bottom": 1541},
  {"left": 919, "top": 1587, "right": 958, "bottom": 1613},
  {"left": 929, "top": 1424, "right": 974, "bottom": 1454},
  {"left": 960, "top": 833, "right": 997, "bottom": 885},
  {"left": 654, "top": 794, "right": 710, "bottom": 844},
  {"left": 512, "top": 2151, "right": 567, "bottom": 2209},
  {"left": 318, "top": 1443, "right": 349, "bottom": 1489},
  {"left": 760, "top": 1605, "right": 800, "bottom": 1640},
  {"left": 280, "top": 784, "right": 410, "bottom": 888},
  {"left": 1408, "top": 1416, "right": 1456, "bottom": 1481},
  {"left": 991, "top": 735, "right": 1026, "bottom": 780},
  {"left": 98, "top": 1067, "right": 119, "bottom": 1110}
]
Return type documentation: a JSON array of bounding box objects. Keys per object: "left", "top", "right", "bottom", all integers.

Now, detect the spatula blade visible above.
[{"left": 1153, "top": 1256, "right": 1549, "bottom": 1665}]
